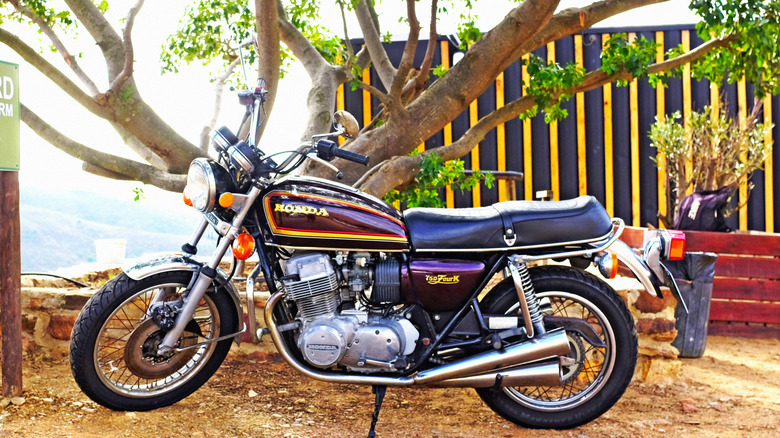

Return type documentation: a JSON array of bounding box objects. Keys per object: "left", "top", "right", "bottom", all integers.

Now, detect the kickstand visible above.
[{"left": 367, "top": 384, "right": 387, "bottom": 438}]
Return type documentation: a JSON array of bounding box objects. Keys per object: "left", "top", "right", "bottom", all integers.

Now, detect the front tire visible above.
[
  {"left": 70, "top": 271, "right": 237, "bottom": 411},
  {"left": 477, "top": 266, "right": 637, "bottom": 429}
]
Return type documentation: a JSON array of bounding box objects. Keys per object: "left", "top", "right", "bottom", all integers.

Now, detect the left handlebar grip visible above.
[
  {"left": 316, "top": 140, "right": 370, "bottom": 166},
  {"left": 332, "top": 147, "right": 370, "bottom": 166}
]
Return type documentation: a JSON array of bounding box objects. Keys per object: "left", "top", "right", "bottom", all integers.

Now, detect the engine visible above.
[{"left": 281, "top": 252, "right": 419, "bottom": 373}]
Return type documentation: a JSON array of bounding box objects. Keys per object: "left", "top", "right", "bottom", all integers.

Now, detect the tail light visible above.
[
  {"left": 643, "top": 229, "right": 686, "bottom": 261},
  {"left": 666, "top": 230, "right": 686, "bottom": 260}
]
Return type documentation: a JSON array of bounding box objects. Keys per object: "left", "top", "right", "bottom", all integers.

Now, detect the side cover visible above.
[{"left": 259, "top": 176, "right": 409, "bottom": 251}]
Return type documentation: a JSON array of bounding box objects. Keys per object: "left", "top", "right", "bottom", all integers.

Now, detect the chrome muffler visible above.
[
  {"left": 265, "top": 292, "right": 570, "bottom": 387},
  {"left": 411, "top": 329, "right": 570, "bottom": 385},
  {"left": 430, "top": 360, "right": 562, "bottom": 388}
]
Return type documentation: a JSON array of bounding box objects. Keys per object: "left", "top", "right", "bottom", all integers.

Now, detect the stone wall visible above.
[
  {"left": 608, "top": 276, "right": 682, "bottom": 385},
  {"left": 15, "top": 273, "right": 682, "bottom": 383}
]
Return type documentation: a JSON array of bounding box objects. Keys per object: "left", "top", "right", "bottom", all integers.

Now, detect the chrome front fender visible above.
[
  {"left": 606, "top": 240, "right": 687, "bottom": 312},
  {"left": 123, "top": 253, "right": 245, "bottom": 337}
]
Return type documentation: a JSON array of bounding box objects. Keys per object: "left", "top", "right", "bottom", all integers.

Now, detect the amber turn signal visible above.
[
  {"left": 219, "top": 193, "right": 235, "bottom": 208},
  {"left": 183, "top": 193, "right": 193, "bottom": 207},
  {"left": 595, "top": 253, "right": 618, "bottom": 279},
  {"left": 232, "top": 233, "right": 255, "bottom": 260}
]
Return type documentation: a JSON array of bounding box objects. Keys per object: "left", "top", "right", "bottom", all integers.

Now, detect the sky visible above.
[{"left": 0, "top": 0, "right": 700, "bottom": 210}]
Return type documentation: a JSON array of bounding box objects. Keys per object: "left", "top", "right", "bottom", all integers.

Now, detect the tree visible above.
[{"left": 1, "top": 0, "right": 778, "bottom": 198}]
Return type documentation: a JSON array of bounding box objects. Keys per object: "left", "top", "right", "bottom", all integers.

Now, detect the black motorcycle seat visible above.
[{"left": 403, "top": 196, "right": 613, "bottom": 251}]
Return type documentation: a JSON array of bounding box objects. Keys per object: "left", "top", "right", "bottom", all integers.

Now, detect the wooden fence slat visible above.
[
  {"left": 441, "top": 41, "right": 455, "bottom": 208},
  {"left": 496, "top": 72, "right": 507, "bottom": 202},
  {"left": 708, "top": 322, "right": 780, "bottom": 339},
  {"left": 765, "top": 94, "right": 774, "bottom": 233},
  {"left": 602, "top": 33, "right": 615, "bottom": 217},
  {"left": 710, "top": 300, "right": 780, "bottom": 324},
  {"left": 337, "top": 84, "right": 345, "bottom": 146},
  {"left": 655, "top": 31, "right": 667, "bottom": 225},
  {"left": 620, "top": 227, "right": 780, "bottom": 257},
  {"left": 738, "top": 78, "right": 748, "bottom": 230},
  {"left": 574, "top": 34, "right": 587, "bottom": 196},
  {"left": 522, "top": 54, "right": 533, "bottom": 201},
  {"left": 684, "top": 232, "right": 780, "bottom": 256},
  {"left": 619, "top": 227, "right": 780, "bottom": 257},
  {"left": 711, "top": 278, "right": 780, "bottom": 301},
  {"left": 713, "top": 255, "right": 780, "bottom": 280},
  {"left": 682, "top": 30, "right": 693, "bottom": 198}
]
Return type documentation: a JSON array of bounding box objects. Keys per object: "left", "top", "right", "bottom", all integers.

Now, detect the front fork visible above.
[{"left": 156, "top": 185, "right": 262, "bottom": 355}]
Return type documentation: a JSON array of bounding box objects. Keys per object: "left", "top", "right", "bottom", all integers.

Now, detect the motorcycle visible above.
[{"left": 69, "top": 76, "right": 687, "bottom": 433}]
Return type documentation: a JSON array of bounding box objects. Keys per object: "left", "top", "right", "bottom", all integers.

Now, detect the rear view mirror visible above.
[{"left": 333, "top": 111, "right": 360, "bottom": 139}]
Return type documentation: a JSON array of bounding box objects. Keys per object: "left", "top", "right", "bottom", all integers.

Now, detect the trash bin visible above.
[{"left": 664, "top": 252, "right": 718, "bottom": 358}]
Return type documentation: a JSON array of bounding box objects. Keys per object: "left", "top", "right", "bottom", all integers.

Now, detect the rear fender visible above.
[
  {"left": 123, "top": 253, "right": 244, "bottom": 337},
  {"left": 606, "top": 240, "right": 687, "bottom": 312}
]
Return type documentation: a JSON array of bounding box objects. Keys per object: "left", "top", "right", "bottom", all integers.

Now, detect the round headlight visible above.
[{"left": 184, "top": 158, "right": 234, "bottom": 213}]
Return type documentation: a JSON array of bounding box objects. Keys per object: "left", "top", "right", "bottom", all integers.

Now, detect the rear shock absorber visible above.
[{"left": 507, "top": 255, "right": 546, "bottom": 338}]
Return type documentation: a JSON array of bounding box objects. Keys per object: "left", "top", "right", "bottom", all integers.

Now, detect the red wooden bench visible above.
[{"left": 620, "top": 227, "right": 780, "bottom": 338}]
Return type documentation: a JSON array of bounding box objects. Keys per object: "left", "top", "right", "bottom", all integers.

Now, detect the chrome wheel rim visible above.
[
  {"left": 93, "top": 282, "right": 221, "bottom": 398},
  {"left": 502, "top": 291, "right": 616, "bottom": 411}
]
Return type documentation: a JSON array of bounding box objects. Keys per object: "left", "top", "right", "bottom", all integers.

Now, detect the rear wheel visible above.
[
  {"left": 477, "top": 266, "right": 637, "bottom": 429},
  {"left": 70, "top": 271, "right": 237, "bottom": 411}
]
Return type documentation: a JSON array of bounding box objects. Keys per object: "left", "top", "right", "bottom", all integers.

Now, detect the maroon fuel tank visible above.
[{"left": 259, "top": 176, "right": 408, "bottom": 251}]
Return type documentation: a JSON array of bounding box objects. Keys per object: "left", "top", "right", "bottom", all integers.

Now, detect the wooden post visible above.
[
  {"left": 0, "top": 60, "right": 22, "bottom": 397},
  {"left": 0, "top": 171, "right": 22, "bottom": 397}
]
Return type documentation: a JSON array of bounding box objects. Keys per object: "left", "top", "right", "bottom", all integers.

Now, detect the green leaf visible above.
[{"left": 383, "top": 152, "right": 494, "bottom": 209}]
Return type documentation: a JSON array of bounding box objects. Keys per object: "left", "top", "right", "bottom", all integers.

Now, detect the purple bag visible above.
[{"left": 673, "top": 188, "right": 732, "bottom": 232}]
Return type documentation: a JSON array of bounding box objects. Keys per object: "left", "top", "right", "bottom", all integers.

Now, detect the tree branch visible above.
[
  {"left": 63, "top": 0, "right": 125, "bottom": 79},
  {"left": 255, "top": 0, "right": 281, "bottom": 143},
  {"left": 355, "top": 0, "right": 396, "bottom": 90},
  {"left": 336, "top": 0, "right": 355, "bottom": 62},
  {"left": 21, "top": 104, "right": 186, "bottom": 191},
  {"left": 200, "top": 58, "right": 241, "bottom": 150},
  {"left": 506, "top": 0, "right": 668, "bottom": 71},
  {"left": 356, "top": 81, "right": 390, "bottom": 106},
  {"left": 357, "top": 35, "right": 732, "bottom": 197},
  {"left": 390, "top": 0, "right": 420, "bottom": 99},
  {"left": 107, "top": 0, "right": 144, "bottom": 95},
  {"left": 409, "top": 0, "right": 438, "bottom": 95},
  {"left": 9, "top": 0, "right": 100, "bottom": 95},
  {"left": 275, "top": 0, "right": 328, "bottom": 77},
  {"left": 0, "top": 28, "right": 110, "bottom": 119}
]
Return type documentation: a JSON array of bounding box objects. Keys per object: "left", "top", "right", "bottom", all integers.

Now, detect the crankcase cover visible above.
[
  {"left": 298, "top": 317, "right": 357, "bottom": 367},
  {"left": 260, "top": 176, "right": 408, "bottom": 251}
]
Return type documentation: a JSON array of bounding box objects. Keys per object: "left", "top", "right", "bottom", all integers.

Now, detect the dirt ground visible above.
[{"left": 0, "top": 336, "right": 778, "bottom": 438}]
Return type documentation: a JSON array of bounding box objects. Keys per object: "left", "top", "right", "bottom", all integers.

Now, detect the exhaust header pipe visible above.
[{"left": 264, "top": 292, "right": 570, "bottom": 387}]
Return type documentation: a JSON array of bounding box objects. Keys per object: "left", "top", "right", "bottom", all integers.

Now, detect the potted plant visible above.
[
  {"left": 647, "top": 96, "right": 773, "bottom": 357},
  {"left": 649, "top": 96, "right": 773, "bottom": 231}
]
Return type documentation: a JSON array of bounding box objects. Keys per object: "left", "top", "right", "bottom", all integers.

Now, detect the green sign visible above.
[{"left": 0, "top": 61, "right": 19, "bottom": 171}]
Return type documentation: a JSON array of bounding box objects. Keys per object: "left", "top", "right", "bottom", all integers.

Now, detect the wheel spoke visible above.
[{"left": 93, "top": 280, "right": 222, "bottom": 398}]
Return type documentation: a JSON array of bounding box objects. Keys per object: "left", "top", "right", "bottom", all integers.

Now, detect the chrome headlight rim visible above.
[
  {"left": 186, "top": 158, "right": 232, "bottom": 213},
  {"left": 187, "top": 158, "right": 217, "bottom": 213}
]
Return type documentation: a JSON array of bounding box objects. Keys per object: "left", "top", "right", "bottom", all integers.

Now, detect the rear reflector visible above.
[{"left": 667, "top": 230, "right": 686, "bottom": 260}]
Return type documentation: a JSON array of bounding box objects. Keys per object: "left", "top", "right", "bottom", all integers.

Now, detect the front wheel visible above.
[
  {"left": 477, "top": 266, "right": 637, "bottom": 429},
  {"left": 69, "top": 271, "right": 238, "bottom": 411}
]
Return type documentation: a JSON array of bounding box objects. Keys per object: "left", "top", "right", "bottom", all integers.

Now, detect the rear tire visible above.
[
  {"left": 70, "top": 271, "right": 237, "bottom": 411},
  {"left": 477, "top": 266, "right": 637, "bottom": 429}
]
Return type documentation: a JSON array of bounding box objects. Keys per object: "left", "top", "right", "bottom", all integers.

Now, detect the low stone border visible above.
[{"left": 14, "top": 273, "right": 681, "bottom": 384}]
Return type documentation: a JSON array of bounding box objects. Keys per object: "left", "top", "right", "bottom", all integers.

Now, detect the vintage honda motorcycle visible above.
[{"left": 70, "top": 77, "right": 686, "bottom": 432}]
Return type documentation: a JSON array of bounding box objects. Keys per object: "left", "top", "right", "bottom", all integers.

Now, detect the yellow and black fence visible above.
[{"left": 338, "top": 25, "right": 778, "bottom": 232}]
